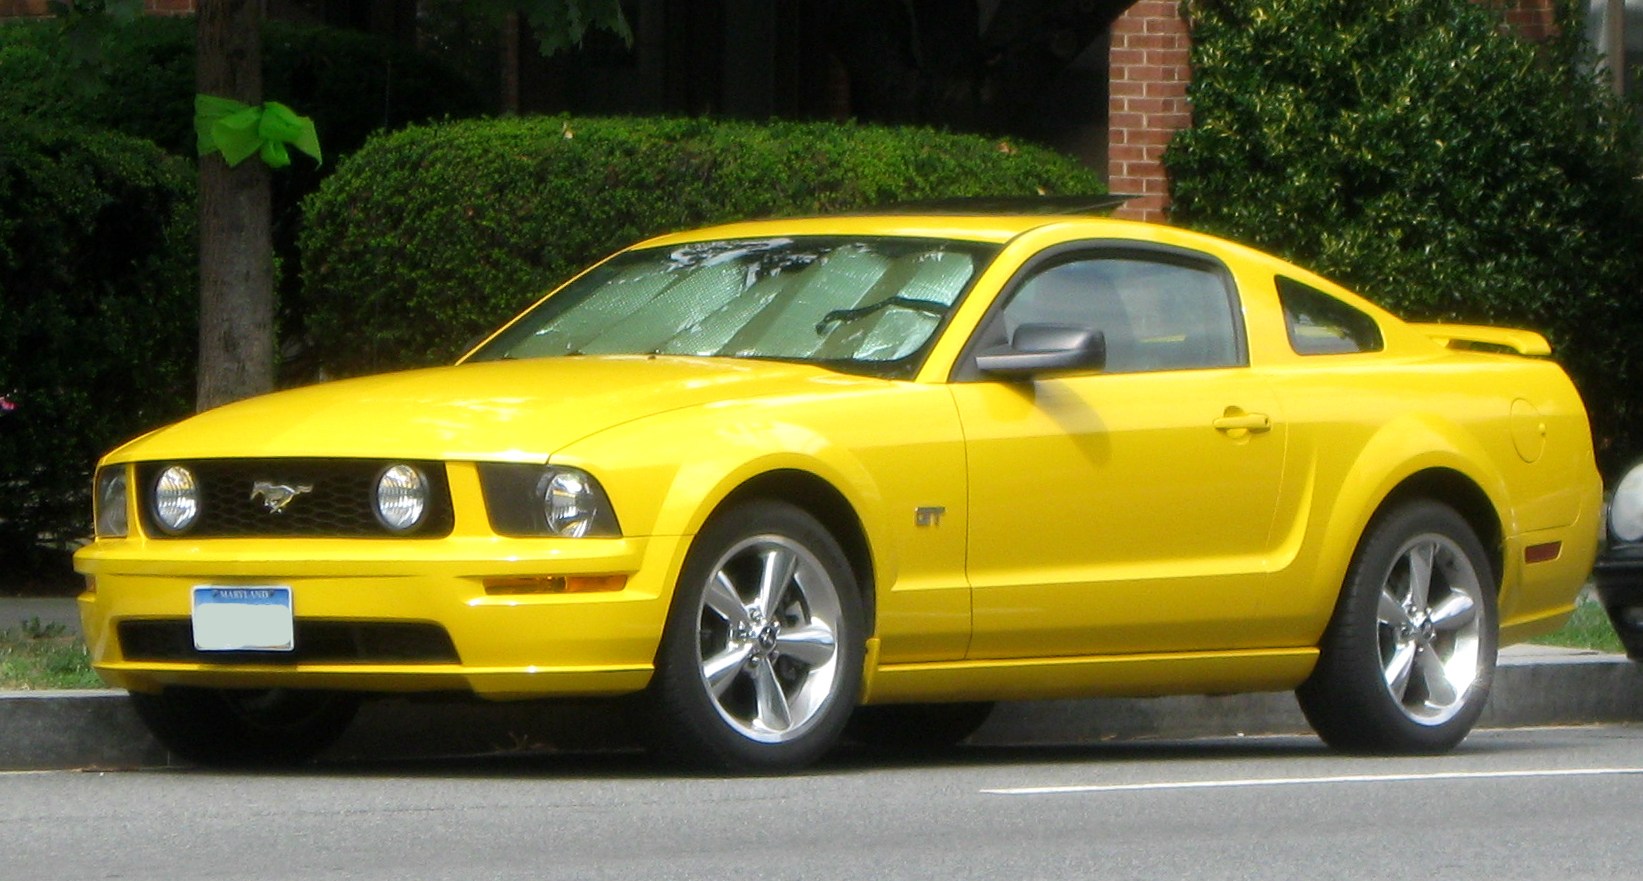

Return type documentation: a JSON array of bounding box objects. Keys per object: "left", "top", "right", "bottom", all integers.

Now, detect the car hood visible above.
[{"left": 109, "top": 356, "right": 884, "bottom": 463}]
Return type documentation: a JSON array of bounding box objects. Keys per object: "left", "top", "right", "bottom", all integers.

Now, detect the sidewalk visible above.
[
  {"left": 4, "top": 598, "right": 1641, "bottom": 770},
  {"left": 1, "top": 596, "right": 81, "bottom": 637}
]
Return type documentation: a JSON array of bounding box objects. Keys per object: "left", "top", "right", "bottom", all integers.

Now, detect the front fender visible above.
[{"left": 547, "top": 385, "right": 971, "bottom": 626}]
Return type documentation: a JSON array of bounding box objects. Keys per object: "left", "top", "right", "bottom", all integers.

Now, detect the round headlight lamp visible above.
[
  {"left": 375, "top": 464, "right": 429, "bottom": 533},
  {"left": 1610, "top": 462, "right": 1643, "bottom": 544},
  {"left": 543, "top": 469, "right": 601, "bottom": 537},
  {"left": 152, "top": 465, "right": 199, "bottom": 534}
]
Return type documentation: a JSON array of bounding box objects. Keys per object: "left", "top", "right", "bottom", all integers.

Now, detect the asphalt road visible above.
[{"left": 6, "top": 726, "right": 1643, "bottom": 881}]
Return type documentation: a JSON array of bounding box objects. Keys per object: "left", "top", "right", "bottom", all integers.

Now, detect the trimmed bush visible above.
[
  {"left": 300, "top": 116, "right": 1104, "bottom": 376},
  {"left": 1166, "top": 0, "right": 1643, "bottom": 469},
  {"left": 0, "top": 118, "right": 197, "bottom": 571}
]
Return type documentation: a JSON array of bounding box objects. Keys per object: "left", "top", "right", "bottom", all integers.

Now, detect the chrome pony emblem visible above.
[{"left": 251, "top": 480, "right": 314, "bottom": 514}]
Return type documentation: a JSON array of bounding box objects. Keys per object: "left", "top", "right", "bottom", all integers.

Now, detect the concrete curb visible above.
[{"left": 4, "top": 648, "right": 1641, "bottom": 770}]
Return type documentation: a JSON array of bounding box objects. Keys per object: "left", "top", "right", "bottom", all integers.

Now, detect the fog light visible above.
[
  {"left": 374, "top": 464, "right": 429, "bottom": 533},
  {"left": 152, "top": 465, "right": 199, "bottom": 534}
]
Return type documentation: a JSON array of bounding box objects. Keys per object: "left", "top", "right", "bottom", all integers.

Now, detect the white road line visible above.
[{"left": 983, "top": 767, "right": 1643, "bottom": 796}]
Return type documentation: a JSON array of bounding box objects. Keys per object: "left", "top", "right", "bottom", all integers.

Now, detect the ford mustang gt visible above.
[{"left": 74, "top": 212, "right": 1602, "bottom": 770}]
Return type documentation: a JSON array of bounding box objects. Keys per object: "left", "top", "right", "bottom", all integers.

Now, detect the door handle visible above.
[{"left": 1213, "top": 411, "right": 1272, "bottom": 434}]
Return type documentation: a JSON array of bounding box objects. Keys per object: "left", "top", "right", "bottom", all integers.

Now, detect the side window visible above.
[
  {"left": 1276, "top": 276, "right": 1384, "bottom": 355},
  {"left": 999, "top": 255, "right": 1243, "bottom": 373}
]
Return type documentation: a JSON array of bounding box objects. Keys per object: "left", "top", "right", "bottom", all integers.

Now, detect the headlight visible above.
[
  {"left": 94, "top": 466, "right": 128, "bottom": 538},
  {"left": 544, "top": 469, "right": 605, "bottom": 537},
  {"left": 1611, "top": 461, "right": 1643, "bottom": 544},
  {"left": 374, "top": 464, "right": 430, "bottom": 533},
  {"left": 477, "top": 463, "right": 621, "bottom": 537},
  {"left": 152, "top": 465, "right": 199, "bottom": 534}
]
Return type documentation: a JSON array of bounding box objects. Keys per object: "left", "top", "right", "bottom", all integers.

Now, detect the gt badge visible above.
[
  {"left": 251, "top": 480, "right": 314, "bottom": 514},
  {"left": 914, "top": 506, "right": 946, "bottom": 527}
]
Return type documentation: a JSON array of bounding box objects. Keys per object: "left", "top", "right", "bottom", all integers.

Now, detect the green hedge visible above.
[
  {"left": 1166, "top": 0, "right": 1643, "bottom": 470},
  {"left": 0, "top": 118, "right": 197, "bottom": 571},
  {"left": 300, "top": 116, "right": 1104, "bottom": 376}
]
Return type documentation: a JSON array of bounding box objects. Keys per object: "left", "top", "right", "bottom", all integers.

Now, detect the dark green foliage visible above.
[
  {"left": 299, "top": 116, "right": 1104, "bottom": 376},
  {"left": 0, "top": 15, "right": 490, "bottom": 379},
  {"left": 1167, "top": 0, "right": 1643, "bottom": 469},
  {"left": 0, "top": 16, "right": 485, "bottom": 159},
  {"left": 0, "top": 118, "right": 196, "bottom": 569}
]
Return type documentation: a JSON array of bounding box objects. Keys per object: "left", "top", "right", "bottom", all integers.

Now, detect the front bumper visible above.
[
  {"left": 73, "top": 532, "right": 690, "bottom": 699},
  {"left": 1593, "top": 544, "right": 1643, "bottom": 661}
]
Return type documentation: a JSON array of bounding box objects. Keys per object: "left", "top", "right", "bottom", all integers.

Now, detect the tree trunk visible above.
[{"left": 195, "top": 0, "right": 275, "bottom": 411}]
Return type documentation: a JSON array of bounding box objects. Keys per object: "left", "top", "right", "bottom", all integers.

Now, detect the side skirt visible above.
[{"left": 861, "top": 647, "right": 1318, "bottom": 704}]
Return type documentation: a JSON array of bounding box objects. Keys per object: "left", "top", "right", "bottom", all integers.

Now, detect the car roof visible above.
[
  {"left": 627, "top": 213, "right": 1415, "bottom": 339},
  {"left": 633, "top": 214, "right": 1063, "bottom": 247}
]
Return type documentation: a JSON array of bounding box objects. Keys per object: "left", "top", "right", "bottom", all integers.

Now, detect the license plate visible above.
[{"left": 191, "top": 586, "right": 294, "bottom": 652}]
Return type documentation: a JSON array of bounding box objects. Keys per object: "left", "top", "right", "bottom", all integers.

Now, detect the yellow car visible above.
[{"left": 74, "top": 211, "right": 1602, "bottom": 770}]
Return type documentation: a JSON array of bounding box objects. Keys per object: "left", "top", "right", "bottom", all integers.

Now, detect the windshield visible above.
[{"left": 467, "top": 236, "right": 998, "bottom": 378}]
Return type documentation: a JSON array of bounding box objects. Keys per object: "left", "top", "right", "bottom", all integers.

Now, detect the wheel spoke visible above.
[
  {"left": 1379, "top": 589, "right": 1413, "bottom": 629},
  {"left": 756, "top": 547, "right": 798, "bottom": 619},
  {"left": 702, "top": 643, "right": 752, "bottom": 698},
  {"left": 1405, "top": 542, "right": 1436, "bottom": 613},
  {"left": 1384, "top": 640, "right": 1417, "bottom": 700},
  {"left": 774, "top": 620, "right": 837, "bottom": 668},
  {"left": 1414, "top": 644, "right": 1459, "bottom": 707},
  {"left": 1428, "top": 591, "right": 1478, "bottom": 632},
  {"left": 752, "top": 656, "right": 792, "bottom": 732},
  {"left": 704, "top": 572, "right": 752, "bottom": 628}
]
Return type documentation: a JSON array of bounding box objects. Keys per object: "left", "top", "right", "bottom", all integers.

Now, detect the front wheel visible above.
[
  {"left": 1297, "top": 500, "right": 1497, "bottom": 753},
  {"left": 647, "top": 500, "right": 865, "bottom": 772},
  {"left": 130, "top": 687, "right": 360, "bottom": 767}
]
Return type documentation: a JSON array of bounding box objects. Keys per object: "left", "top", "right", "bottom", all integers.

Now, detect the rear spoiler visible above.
[{"left": 1411, "top": 323, "right": 1551, "bottom": 357}]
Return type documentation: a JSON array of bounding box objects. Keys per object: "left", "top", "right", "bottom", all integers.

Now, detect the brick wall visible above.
[
  {"left": 1106, "top": 0, "right": 1191, "bottom": 223},
  {"left": 1495, "top": 0, "right": 1560, "bottom": 41}
]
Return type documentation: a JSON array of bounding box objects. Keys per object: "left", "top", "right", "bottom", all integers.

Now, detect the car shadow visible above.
[{"left": 148, "top": 725, "right": 1571, "bottom": 782}]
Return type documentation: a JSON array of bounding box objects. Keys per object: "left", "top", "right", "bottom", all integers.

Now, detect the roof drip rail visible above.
[{"left": 867, "top": 194, "right": 1139, "bottom": 215}]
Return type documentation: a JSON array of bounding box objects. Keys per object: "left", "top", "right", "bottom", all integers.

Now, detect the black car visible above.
[{"left": 1594, "top": 461, "right": 1643, "bottom": 658}]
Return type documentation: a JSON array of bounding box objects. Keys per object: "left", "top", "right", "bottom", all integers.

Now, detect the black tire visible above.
[
  {"left": 648, "top": 500, "right": 865, "bottom": 772},
  {"left": 1297, "top": 500, "right": 1498, "bottom": 754},
  {"left": 130, "top": 687, "right": 361, "bottom": 767},
  {"left": 845, "top": 702, "right": 994, "bottom": 752}
]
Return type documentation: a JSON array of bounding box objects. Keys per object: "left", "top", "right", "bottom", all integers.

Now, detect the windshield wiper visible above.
[{"left": 815, "top": 296, "right": 949, "bottom": 335}]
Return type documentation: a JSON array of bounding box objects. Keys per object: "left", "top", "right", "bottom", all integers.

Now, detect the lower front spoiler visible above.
[
  {"left": 92, "top": 660, "right": 655, "bottom": 700},
  {"left": 1593, "top": 546, "right": 1643, "bottom": 662}
]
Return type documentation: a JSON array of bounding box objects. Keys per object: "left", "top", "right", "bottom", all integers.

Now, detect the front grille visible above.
[
  {"left": 118, "top": 619, "right": 461, "bottom": 665},
  {"left": 136, "top": 459, "right": 454, "bottom": 539}
]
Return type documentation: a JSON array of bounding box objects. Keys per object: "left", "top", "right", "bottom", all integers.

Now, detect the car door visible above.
[{"left": 949, "top": 246, "right": 1289, "bottom": 658}]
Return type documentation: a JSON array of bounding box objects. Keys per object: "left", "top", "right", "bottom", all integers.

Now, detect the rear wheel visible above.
[
  {"left": 130, "top": 687, "right": 360, "bottom": 767},
  {"left": 1297, "top": 500, "right": 1497, "bottom": 753},
  {"left": 648, "top": 500, "right": 864, "bottom": 772}
]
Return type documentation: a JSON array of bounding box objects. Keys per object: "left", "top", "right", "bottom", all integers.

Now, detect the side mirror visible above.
[{"left": 975, "top": 323, "right": 1106, "bottom": 378}]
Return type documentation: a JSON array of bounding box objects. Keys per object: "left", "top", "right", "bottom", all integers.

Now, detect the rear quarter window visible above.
[{"left": 1277, "top": 276, "right": 1384, "bottom": 355}]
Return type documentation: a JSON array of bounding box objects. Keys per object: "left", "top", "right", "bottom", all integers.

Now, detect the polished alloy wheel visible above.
[
  {"left": 1375, "top": 532, "right": 1484, "bottom": 726},
  {"left": 695, "top": 534, "right": 843, "bottom": 744}
]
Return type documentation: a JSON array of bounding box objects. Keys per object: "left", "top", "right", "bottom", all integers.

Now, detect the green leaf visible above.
[{"left": 194, "top": 94, "right": 322, "bottom": 169}]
